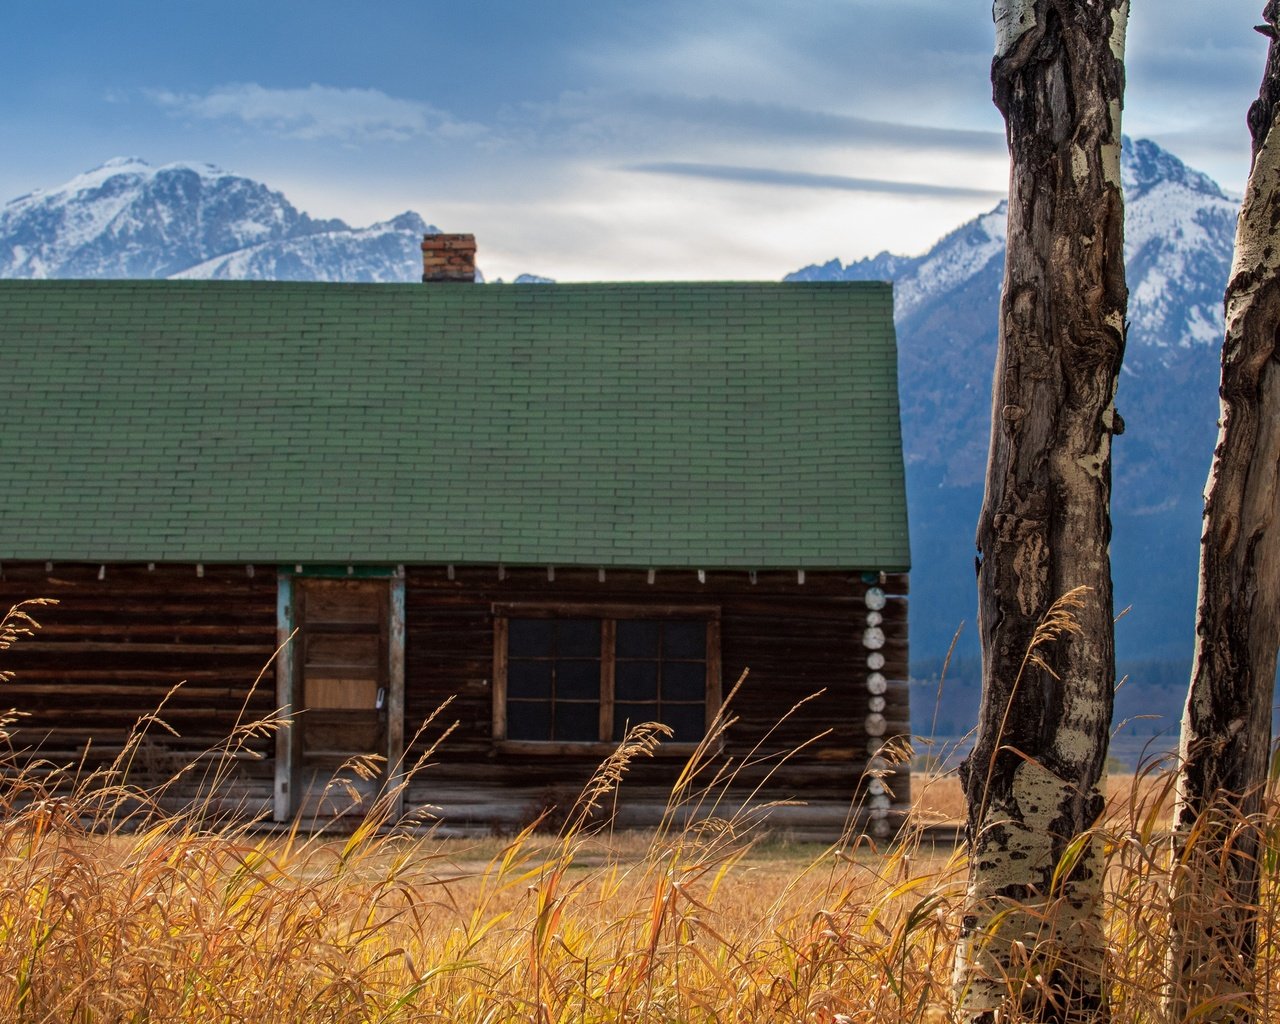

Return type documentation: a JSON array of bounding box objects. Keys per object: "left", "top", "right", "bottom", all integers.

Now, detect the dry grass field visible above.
[
  {"left": 0, "top": 602, "right": 1276, "bottom": 1023},
  {"left": 0, "top": 747, "right": 1269, "bottom": 1023},
  {"left": 0, "top": 754, "right": 969, "bottom": 1023}
]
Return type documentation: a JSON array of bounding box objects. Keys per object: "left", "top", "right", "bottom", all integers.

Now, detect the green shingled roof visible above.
[{"left": 0, "top": 279, "right": 909, "bottom": 570}]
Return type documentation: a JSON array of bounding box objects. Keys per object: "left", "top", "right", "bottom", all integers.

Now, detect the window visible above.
[
  {"left": 505, "top": 617, "right": 602, "bottom": 742},
  {"left": 493, "top": 604, "right": 721, "bottom": 750}
]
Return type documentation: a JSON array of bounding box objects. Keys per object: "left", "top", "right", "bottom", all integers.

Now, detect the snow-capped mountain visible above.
[
  {"left": 1123, "top": 140, "right": 1238, "bottom": 350},
  {"left": 790, "top": 138, "right": 1238, "bottom": 678},
  {"left": 791, "top": 139, "right": 1237, "bottom": 358},
  {"left": 0, "top": 157, "right": 438, "bottom": 282},
  {"left": 171, "top": 211, "right": 435, "bottom": 283},
  {"left": 788, "top": 204, "right": 1009, "bottom": 326}
]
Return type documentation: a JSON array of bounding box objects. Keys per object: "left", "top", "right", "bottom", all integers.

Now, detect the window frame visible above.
[{"left": 491, "top": 602, "right": 722, "bottom": 755}]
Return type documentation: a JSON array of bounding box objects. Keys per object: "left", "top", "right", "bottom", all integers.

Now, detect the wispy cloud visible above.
[
  {"left": 617, "top": 94, "right": 1005, "bottom": 154},
  {"left": 626, "top": 161, "right": 1005, "bottom": 200},
  {"left": 148, "top": 83, "right": 483, "bottom": 143},
  {"left": 516, "top": 90, "right": 1005, "bottom": 158}
]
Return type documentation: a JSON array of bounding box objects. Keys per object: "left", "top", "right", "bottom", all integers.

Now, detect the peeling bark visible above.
[
  {"left": 1167, "top": 8, "right": 1280, "bottom": 1023},
  {"left": 955, "top": 3, "right": 1127, "bottom": 1021}
]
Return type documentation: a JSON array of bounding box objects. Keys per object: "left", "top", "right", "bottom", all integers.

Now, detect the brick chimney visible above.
[{"left": 421, "top": 233, "right": 477, "bottom": 283}]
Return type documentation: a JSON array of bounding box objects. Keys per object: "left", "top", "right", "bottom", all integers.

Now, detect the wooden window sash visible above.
[
  {"left": 492, "top": 615, "right": 509, "bottom": 744},
  {"left": 493, "top": 604, "right": 721, "bottom": 752},
  {"left": 493, "top": 601, "right": 719, "bottom": 621},
  {"left": 599, "top": 619, "right": 616, "bottom": 743}
]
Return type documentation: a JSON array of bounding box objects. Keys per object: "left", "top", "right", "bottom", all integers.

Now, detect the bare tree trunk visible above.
[
  {"left": 1167, "top": 8, "right": 1280, "bottom": 1023},
  {"left": 954, "top": 3, "right": 1128, "bottom": 1022}
]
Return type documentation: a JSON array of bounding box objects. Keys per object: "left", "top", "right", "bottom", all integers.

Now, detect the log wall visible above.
[
  {"left": 0, "top": 562, "right": 279, "bottom": 812},
  {"left": 0, "top": 562, "right": 909, "bottom": 837}
]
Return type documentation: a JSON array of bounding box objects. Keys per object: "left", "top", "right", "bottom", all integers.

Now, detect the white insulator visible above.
[
  {"left": 862, "top": 626, "right": 885, "bottom": 650},
  {"left": 865, "top": 610, "right": 883, "bottom": 627},
  {"left": 867, "top": 737, "right": 887, "bottom": 756},
  {"left": 869, "top": 806, "right": 889, "bottom": 821},
  {"left": 866, "top": 754, "right": 890, "bottom": 772},
  {"left": 864, "top": 587, "right": 886, "bottom": 611},
  {"left": 867, "top": 778, "right": 886, "bottom": 796},
  {"left": 865, "top": 713, "right": 887, "bottom": 737},
  {"left": 866, "top": 651, "right": 885, "bottom": 671},
  {"left": 866, "top": 672, "right": 887, "bottom": 695},
  {"left": 871, "top": 817, "right": 892, "bottom": 838},
  {"left": 870, "top": 794, "right": 892, "bottom": 811},
  {"left": 868, "top": 695, "right": 885, "bottom": 713}
]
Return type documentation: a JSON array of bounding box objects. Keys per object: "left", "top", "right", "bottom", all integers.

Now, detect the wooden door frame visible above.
[{"left": 273, "top": 566, "right": 406, "bottom": 822}]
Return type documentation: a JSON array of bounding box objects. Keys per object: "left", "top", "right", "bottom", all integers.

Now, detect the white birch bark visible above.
[
  {"left": 1167, "top": 8, "right": 1280, "bottom": 1021},
  {"left": 954, "top": 2, "right": 1128, "bottom": 1021}
]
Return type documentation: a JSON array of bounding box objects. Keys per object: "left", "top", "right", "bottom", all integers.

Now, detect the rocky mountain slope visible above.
[
  {"left": 791, "top": 138, "right": 1238, "bottom": 739},
  {"left": 0, "top": 157, "right": 436, "bottom": 281}
]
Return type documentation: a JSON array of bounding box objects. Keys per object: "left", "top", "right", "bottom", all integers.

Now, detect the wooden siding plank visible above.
[
  {"left": 274, "top": 575, "right": 297, "bottom": 821},
  {"left": 387, "top": 576, "right": 406, "bottom": 818}
]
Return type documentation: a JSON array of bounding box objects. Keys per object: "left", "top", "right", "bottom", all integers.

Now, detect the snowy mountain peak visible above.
[
  {"left": 784, "top": 138, "right": 1244, "bottom": 666},
  {"left": 89, "top": 156, "right": 232, "bottom": 179},
  {"left": 1121, "top": 136, "right": 1229, "bottom": 202},
  {"left": 381, "top": 211, "right": 433, "bottom": 233},
  {"left": 99, "top": 155, "right": 151, "bottom": 171},
  {"left": 0, "top": 158, "right": 445, "bottom": 282},
  {"left": 33, "top": 157, "right": 234, "bottom": 204},
  {"left": 788, "top": 138, "right": 1236, "bottom": 353}
]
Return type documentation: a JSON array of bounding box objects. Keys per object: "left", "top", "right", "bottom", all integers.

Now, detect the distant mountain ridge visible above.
[
  {"left": 790, "top": 139, "right": 1236, "bottom": 361},
  {"left": 0, "top": 157, "right": 437, "bottom": 282},
  {"left": 791, "top": 138, "right": 1238, "bottom": 731}
]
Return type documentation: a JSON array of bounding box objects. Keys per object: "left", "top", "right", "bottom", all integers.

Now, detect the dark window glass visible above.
[
  {"left": 509, "top": 619, "right": 553, "bottom": 657},
  {"left": 617, "top": 620, "right": 660, "bottom": 658},
  {"left": 557, "top": 659, "right": 601, "bottom": 700},
  {"left": 662, "top": 704, "right": 705, "bottom": 743},
  {"left": 613, "top": 702, "right": 659, "bottom": 741},
  {"left": 557, "top": 618, "right": 601, "bottom": 658},
  {"left": 508, "top": 700, "right": 552, "bottom": 740},
  {"left": 662, "top": 661, "right": 706, "bottom": 702},
  {"left": 663, "top": 621, "right": 706, "bottom": 660},
  {"left": 508, "top": 660, "right": 553, "bottom": 699},
  {"left": 555, "top": 701, "right": 600, "bottom": 742},
  {"left": 616, "top": 659, "right": 659, "bottom": 701},
  {"left": 503, "top": 613, "right": 712, "bottom": 745}
]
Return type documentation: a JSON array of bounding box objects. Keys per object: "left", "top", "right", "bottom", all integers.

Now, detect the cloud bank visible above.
[
  {"left": 627, "top": 161, "right": 1005, "bottom": 200},
  {"left": 149, "top": 83, "right": 482, "bottom": 144}
]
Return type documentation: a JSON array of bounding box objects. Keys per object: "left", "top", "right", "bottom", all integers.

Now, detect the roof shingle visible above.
[{"left": 1, "top": 279, "right": 909, "bottom": 569}]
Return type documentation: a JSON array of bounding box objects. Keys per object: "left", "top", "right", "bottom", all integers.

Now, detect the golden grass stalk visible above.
[{"left": 0, "top": 603, "right": 1278, "bottom": 1021}]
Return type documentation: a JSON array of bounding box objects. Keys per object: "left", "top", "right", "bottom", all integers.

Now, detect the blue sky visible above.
[{"left": 1, "top": 1, "right": 1267, "bottom": 280}]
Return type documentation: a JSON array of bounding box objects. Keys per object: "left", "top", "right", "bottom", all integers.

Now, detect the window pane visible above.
[
  {"left": 555, "top": 701, "right": 600, "bottom": 742},
  {"left": 557, "top": 618, "right": 601, "bottom": 657},
  {"left": 557, "top": 659, "right": 600, "bottom": 700},
  {"left": 509, "top": 619, "right": 553, "bottom": 657},
  {"left": 663, "top": 621, "right": 706, "bottom": 660},
  {"left": 617, "top": 620, "right": 660, "bottom": 658},
  {"left": 613, "top": 702, "right": 660, "bottom": 741},
  {"left": 508, "top": 700, "right": 552, "bottom": 740},
  {"left": 662, "top": 660, "right": 706, "bottom": 702},
  {"left": 616, "top": 659, "right": 658, "bottom": 701},
  {"left": 509, "top": 660, "right": 553, "bottom": 699},
  {"left": 662, "top": 704, "right": 705, "bottom": 743},
  {"left": 502, "top": 613, "right": 712, "bottom": 747}
]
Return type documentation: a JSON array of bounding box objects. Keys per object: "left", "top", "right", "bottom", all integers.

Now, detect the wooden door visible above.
[
  {"left": 296, "top": 578, "right": 388, "bottom": 817},
  {"left": 274, "top": 573, "right": 405, "bottom": 823}
]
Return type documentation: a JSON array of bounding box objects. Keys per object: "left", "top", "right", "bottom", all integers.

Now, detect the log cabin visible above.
[{"left": 0, "top": 235, "right": 910, "bottom": 838}]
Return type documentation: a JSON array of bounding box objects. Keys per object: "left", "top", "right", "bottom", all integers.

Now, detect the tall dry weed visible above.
[{"left": 0, "top": 600, "right": 1277, "bottom": 1021}]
